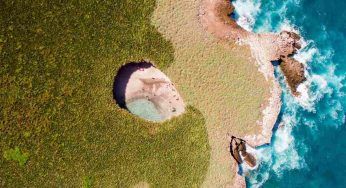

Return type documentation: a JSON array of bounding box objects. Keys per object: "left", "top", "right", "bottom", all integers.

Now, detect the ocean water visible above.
[{"left": 233, "top": 0, "right": 346, "bottom": 187}]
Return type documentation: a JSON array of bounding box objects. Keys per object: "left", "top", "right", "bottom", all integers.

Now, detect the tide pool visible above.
[
  {"left": 126, "top": 99, "right": 164, "bottom": 122},
  {"left": 233, "top": 0, "right": 346, "bottom": 187}
]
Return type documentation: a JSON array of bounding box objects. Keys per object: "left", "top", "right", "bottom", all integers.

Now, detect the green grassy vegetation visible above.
[
  {"left": 0, "top": 0, "right": 210, "bottom": 187},
  {"left": 3, "top": 147, "right": 29, "bottom": 167},
  {"left": 83, "top": 176, "right": 93, "bottom": 188}
]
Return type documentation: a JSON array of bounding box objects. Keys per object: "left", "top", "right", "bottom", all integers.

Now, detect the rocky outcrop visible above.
[
  {"left": 280, "top": 57, "right": 306, "bottom": 95},
  {"left": 229, "top": 135, "right": 256, "bottom": 168},
  {"left": 275, "top": 31, "right": 302, "bottom": 59},
  {"left": 200, "top": 0, "right": 248, "bottom": 40},
  {"left": 200, "top": 0, "right": 306, "bottom": 95},
  {"left": 275, "top": 31, "right": 306, "bottom": 95}
]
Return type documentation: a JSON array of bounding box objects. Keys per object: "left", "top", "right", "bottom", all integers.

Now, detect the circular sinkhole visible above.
[{"left": 113, "top": 61, "right": 185, "bottom": 122}]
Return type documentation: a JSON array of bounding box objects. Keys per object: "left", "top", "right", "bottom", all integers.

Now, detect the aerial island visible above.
[{"left": 0, "top": 0, "right": 306, "bottom": 187}]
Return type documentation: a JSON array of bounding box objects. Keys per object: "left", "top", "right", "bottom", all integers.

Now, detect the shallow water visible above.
[
  {"left": 233, "top": 0, "right": 346, "bottom": 187},
  {"left": 126, "top": 99, "right": 163, "bottom": 122}
]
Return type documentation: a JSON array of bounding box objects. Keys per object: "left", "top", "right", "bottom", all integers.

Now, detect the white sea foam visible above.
[
  {"left": 239, "top": 144, "right": 261, "bottom": 174},
  {"left": 271, "top": 115, "right": 307, "bottom": 174},
  {"left": 294, "top": 47, "right": 317, "bottom": 65},
  {"left": 248, "top": 95, "right": 307, "bottom": 187},
  {"left": 279, "top": 20, "right": 300, "bottom": 33},
  {"left": 256, "top": 12, "right": 310, "bottom": 182},
  {"left": 249, "top": 47, "right": 345, "bottom": 186},
  {"left": 245, "top": 147, "right": 271, "bottom": 187},
  {"left": 295, "top": 47, "right": 345, "bottom": 112},
  {"left": 244, "top": 1, "right": 310, "bottom": 186},
  {"left": 234, "top": 0, "right": 345, "bottom": 187},
  {"left": 296, "top": 74, "right": 328, "bottom": 111},
  {"left": 232, "top": 0, "right": 261, "bottom": 31}
]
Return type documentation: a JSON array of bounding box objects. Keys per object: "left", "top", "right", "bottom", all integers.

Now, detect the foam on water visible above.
[
  {"left": 233, "top": 0, "right": 346, "bottom": 187},
  {"left": 239, "top": 145, "right": 260, "bottom": 175},
  {"left": 232, "top": 0, "right": 261, "bottom": 31},
  {"left": 233, "top": 0, "right": 309, "bottom": 176},
  {"left": 247, "top": 77, "right": 308, "bottom": 187},
  {"left": 294, "top": 47, "right": 318, "bottom": 65}
]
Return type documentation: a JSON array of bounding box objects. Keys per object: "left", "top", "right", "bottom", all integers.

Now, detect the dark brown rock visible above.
[
  {"left": 229, "top": 136, "right": 256, "bottom": 167},
  {"left": 274, "top": 31, "right": 306, "bottom": 95},
  {"left": 280, "top": 57, "right": 306, "bottom": 95},
  {"left": 231, "top": 138, "right": 242, "bottom": 164},
  {"left": 242, "top": 152, "right": 257, "bottom": 167}
]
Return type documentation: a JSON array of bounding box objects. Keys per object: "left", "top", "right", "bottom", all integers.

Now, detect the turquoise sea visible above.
[{"left": 233, "top": 0, "right": 346, "bottom": 187}]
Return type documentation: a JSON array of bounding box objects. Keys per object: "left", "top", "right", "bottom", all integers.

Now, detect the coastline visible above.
[
  {"left": 151, "top": 0, "right": 276, "bottom": 187},
  {"left": 200, "top": 0, "right": 306, "bottom": 95},
  {"left": 152, "top": 0, "right": 306, "bottom": 187},
  {"left": 200, "top": 1, "right": 281, "bottom": 186},
  {"left": 199, "top": 0, "right": 307, "bottom": 187}
]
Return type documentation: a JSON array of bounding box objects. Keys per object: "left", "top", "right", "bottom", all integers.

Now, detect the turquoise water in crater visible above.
[
  {"left": 126, "top": 99, "right": 163, "bottom": 122},
  {"left": 233, "top": 0, "right": 346, "bottom": 187}
]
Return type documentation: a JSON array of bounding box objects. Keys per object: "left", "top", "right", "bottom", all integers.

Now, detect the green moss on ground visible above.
[
  {"left": 0, "top": 0, "right": 210, "bottom": 187},
  {"left": 3, "top": 147, "right": 30, "bottom": 167},
  {"left": 83, "top": 176, "right": 93, "bottom": 188}
]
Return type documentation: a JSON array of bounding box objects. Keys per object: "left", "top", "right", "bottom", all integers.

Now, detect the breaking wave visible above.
[
  {"left": 233, "top": 0, "right": 346, "bottom": 187},
  {"left": 232, "top": 0, "right": 261, "bottom": 31}
]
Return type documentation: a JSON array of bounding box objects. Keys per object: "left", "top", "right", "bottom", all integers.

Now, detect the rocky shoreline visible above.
[
  {"left": 200, "top": 0, "right": 306, "bottom": 95},
  {"left": 200, "top": 0, "right": 307, "bottom": 186}
]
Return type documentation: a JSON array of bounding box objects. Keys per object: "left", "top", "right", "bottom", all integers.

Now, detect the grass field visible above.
[{"left": 0, "top": 0, "right": 210, "bottom": 187}]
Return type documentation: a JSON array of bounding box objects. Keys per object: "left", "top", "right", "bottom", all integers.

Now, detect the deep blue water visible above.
[{"left": 233, "top": 0, "right": 346, "bottom": 187}]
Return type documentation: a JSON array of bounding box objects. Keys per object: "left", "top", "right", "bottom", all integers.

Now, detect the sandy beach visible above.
[{"left": 113, "top": 61, "right": 185, "bottom": 121}]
